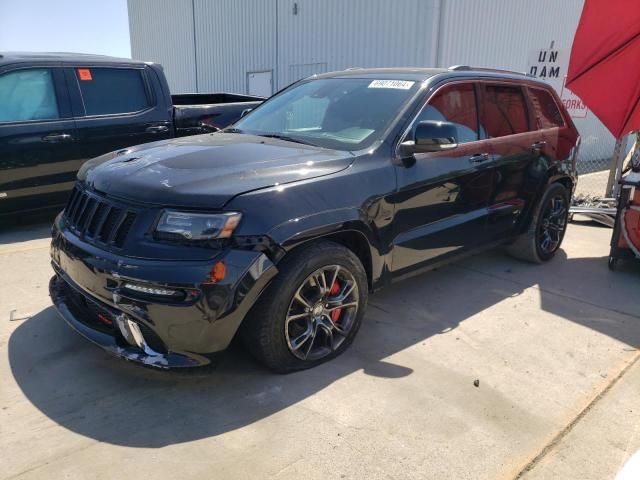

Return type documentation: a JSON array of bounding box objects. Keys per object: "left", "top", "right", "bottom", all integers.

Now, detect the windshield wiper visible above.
[
  {"left": 257, "top": 133, "right": 318, "bottom": 147},
  {"left": 222, "top": 127, "right": 244, "bottom": 133}
]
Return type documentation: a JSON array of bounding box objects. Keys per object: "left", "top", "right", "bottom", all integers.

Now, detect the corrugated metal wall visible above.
[
  {"left": 128, "top": 0, "right": 614, "bottom": 164},
  {"left": 275, "top": 0, "right": 438, "bottom": 88},
  {"left": 127, "top": 0, "right": 197, "bottom": 92},
  {"left": 193, "top": 0, "right": 276, "bottom": 94}
]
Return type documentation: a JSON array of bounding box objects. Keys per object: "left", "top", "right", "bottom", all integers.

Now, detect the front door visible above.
[
  {"left": 0, "top": 66, "right": 78, "bottom": 216},
  {"left": 391, "top": 82, "right": 494, "bottom": 276}
]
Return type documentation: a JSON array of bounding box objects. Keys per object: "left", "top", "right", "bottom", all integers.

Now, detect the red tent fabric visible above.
[{"left": 566, "top": 0, "right": 640, "bottom": 138}]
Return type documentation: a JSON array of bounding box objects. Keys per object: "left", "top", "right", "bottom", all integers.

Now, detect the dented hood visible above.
[{"left": 80, "top": 133, "right": 354, "bottom": 208}]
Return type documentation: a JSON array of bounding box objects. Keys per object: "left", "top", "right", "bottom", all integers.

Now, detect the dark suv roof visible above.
[
  {"left": 316, "top": 67, "right": 448, "bottom": 81},
  {"left": 0, "top": 51, "right": 144, "bottom": 66}
]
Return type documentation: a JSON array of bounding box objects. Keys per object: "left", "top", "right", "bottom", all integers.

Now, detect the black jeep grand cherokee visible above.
[{"left": 50, "top": 67, "right": 579, "bottom": 372}]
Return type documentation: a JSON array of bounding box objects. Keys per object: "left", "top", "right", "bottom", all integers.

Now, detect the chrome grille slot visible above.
[{"left": 63, "top": 186, "right": 137, "bottom": 249}]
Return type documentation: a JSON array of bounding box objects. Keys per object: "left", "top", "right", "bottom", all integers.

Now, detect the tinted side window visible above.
[
  {"left": 415, "top": 83, "right": 478, "bottom": 143},
  {"left": 479, "top": 85, "right": 529, "bottom": 138},
  {"left": 76, "top": 68, "right": 150, "bottom": 116},
  {"left": 0, "top": 69, "right": 59, "bottom": 122},
  {"left": 529, "top": 87, "right": 564, "bottom": 129}
]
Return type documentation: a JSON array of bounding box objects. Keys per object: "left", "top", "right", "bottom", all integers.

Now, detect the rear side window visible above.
[
  {"left": 76, "top": 67, "right": 150, "bottom": 116},
  {"left": 479, "top": 85, "right": 529, "bottom": 138},
  {"left": 415, "top": 83, "right": 478, "bottom": 143},
  {"left": 0, "top": 69, "right": 59, "bottom": 122},
  {"left": 529, "top": 87, "right": 564, "bottom": 129}
]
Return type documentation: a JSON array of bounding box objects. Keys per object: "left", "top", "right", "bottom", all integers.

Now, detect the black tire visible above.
[
  {"left": 507, "top": 183, "right": 570, "bottom": 263},
  {"left": 240, "top": 240, "right": 368, "bottom": 373}
]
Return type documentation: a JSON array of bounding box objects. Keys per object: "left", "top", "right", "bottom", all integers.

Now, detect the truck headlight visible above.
[{"left": 155, "top": 211, "right": 242, "bottom": 240}]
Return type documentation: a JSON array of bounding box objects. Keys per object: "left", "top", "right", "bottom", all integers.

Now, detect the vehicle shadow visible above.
[
  {"left": 0, "top": 211, "right": 58, "bottom": 245},
  {"left": 8, "top": 246, "right": 640, "bottom": 448}
]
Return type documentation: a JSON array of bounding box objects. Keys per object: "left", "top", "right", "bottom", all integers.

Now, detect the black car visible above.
[
  {"left": 49, "top": 67, "right": 580, "bottom": 372},
  {"left": 0, "top": 52, "right": 262, "bottom": 218}
]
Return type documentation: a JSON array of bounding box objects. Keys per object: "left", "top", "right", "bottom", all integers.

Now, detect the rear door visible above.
[
  {"left": 65, "top": 64, "right": 172, "bottom": 164},
  {"left": 391, "top": 81, "right": 494, "bottom": 275},
  {"left": 527, "top": 85, "right": 576, "bottom": 166},
  {"left": 0, "top": 65, "right": 78, "bottom": 216},
  {"left": 478, "top": 82, "right": 540, "bottom": 240}
]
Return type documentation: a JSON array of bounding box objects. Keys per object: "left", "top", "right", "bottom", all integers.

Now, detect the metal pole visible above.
[{"left": 606, "top": 135, "right": 627, "bottom": 198}]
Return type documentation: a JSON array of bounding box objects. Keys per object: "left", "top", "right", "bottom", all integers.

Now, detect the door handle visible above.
[
  {"left": 43, "top": 133, "right": 72, "bottom": 142},
  {"left": 146, "top": 125, "right": 169, "bottom": 134},
  {"left": 532, "top": 141, "right": 547, "bottom": 151},
  {"left": 468, "top": 153, "right": 490, "bottom": 163}
]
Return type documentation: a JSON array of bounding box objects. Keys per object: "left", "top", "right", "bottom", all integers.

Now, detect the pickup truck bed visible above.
[
  {"left": 172, "top": 93, "right": 262, "bottom": 136},
  {"left": 0, "top": 52, "right": 265, "bottom": 218}
]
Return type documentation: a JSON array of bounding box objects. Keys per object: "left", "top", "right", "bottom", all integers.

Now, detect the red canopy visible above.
[{"left": 566, "top": 0, "right": 640, "bottom": 138}]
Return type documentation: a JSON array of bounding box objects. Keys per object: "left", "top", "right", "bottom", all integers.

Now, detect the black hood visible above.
[{"left": 80, "top": 133, "right": 354, "bottom": 208}]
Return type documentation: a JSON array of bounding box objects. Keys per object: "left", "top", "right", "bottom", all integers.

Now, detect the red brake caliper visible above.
[{"left": 329, "top": 279, "right": 341, "bottom": 323}]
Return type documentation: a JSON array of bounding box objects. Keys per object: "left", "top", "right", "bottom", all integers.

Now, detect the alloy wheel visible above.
[
  {"left": 537, "top": 194, "right": 568, "bottom": 255},
  {"left": 285, "top": 265, "right": 359, "bottom": 361}
]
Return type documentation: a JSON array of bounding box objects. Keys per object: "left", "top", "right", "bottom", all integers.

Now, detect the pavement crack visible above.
[{"left": 512, "top": 352, "right": 640, "bottom": 479}]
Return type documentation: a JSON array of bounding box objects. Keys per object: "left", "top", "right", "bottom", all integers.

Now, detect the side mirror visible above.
[
  {"left": 240, "top": 108, "right": 253, "bottom": 118},
  {"left": 400, "top": 120, "right": 458, "bottom": 156}
]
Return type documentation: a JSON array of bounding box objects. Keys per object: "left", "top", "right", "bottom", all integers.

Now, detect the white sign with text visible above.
[{"left": 527, "top": 46, "right": 588, "bottom": 119}]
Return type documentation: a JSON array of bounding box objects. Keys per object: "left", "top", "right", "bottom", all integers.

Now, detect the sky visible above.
[{"left": 0, "top": 0, "right": 131, "bottom": 58}]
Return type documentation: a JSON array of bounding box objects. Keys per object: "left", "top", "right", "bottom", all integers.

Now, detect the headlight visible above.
[{"left": 155, "top": 211, "right": 242, "bottom": 240}]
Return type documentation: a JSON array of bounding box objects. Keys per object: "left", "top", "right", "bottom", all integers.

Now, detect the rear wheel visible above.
[
  {"left": 507, "top": 183, "right": 569, "bottom": 263},
  {"left": 241, "top": 240, "right": 368, "bottom": 373}
]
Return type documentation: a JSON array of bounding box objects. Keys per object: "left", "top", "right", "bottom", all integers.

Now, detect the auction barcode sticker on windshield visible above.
[{"left": 368, "top": 80, "right": 415, "bottom": 90}]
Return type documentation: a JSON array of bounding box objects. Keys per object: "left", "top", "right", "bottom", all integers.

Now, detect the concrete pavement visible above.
[{"left": 1, "top": 218, "right": 639, "bottom": 479}]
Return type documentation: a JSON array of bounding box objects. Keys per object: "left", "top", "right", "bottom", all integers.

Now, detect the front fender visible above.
[{"left": 267, "top": 208, "right": 388, "bottom": 288}]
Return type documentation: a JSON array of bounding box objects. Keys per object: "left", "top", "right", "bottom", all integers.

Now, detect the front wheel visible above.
[
  {"left": 241, "top": 240, "right": 368, "bottom": 373},
  {"left": 507, "top": 183, "right": 569, "bottom": 263}
]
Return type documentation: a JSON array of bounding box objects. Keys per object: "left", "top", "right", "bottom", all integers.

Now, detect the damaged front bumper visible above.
[
  {"left": 49, "top": 275, "right": 207, "bottom": 367},
  {"left": 49, "top": 216, "right": 278, "bottom": 368}
]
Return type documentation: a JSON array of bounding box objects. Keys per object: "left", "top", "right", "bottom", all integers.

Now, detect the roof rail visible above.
[{"left": 448, "top": 65, "right": 529, "bottom": 76}]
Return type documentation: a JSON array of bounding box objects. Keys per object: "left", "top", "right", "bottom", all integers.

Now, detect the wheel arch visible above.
[
  {"left": 548, "top": 173, "right": 575, "bottom": 195},
  {"left": 516, "top": 171, "right": 574, "bottom": 235},
  {"left": 267, "top": 209, "right": 385, "bottom": 291}
]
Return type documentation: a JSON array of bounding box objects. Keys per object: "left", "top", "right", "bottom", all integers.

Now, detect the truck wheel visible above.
[
  {"left": 241, "top": 240, "right": 368, "bottom": 373},
  {"left": 507, "top": 183, "right": 569, "bottom": 263}
]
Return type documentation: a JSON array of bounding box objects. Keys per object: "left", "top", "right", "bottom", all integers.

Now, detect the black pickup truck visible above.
[{"left": 0, "top": 52, "right": 263, "bottom": 218}]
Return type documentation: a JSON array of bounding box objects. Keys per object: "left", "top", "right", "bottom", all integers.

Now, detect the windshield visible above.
[{"left": 232, "top": 77, "right": 421, "bottom": 151}]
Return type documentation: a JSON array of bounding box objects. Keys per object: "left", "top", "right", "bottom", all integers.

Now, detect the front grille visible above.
[{"left": 64, "top": 186, "right": 136, "bottom": 248}]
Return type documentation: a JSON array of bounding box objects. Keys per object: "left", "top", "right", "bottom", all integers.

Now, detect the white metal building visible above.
[{"left": 127, "top": 0, "right": 613, "bottom": 169}]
